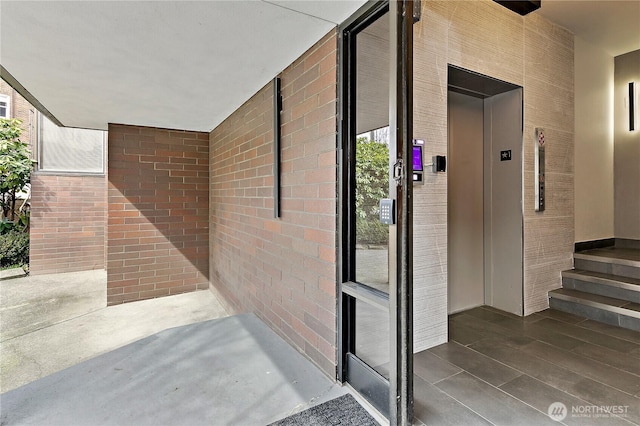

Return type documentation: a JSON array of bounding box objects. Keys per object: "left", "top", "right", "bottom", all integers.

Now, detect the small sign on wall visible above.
[{"left": 500, "top": 150, "right": 512, "bottom": 161}]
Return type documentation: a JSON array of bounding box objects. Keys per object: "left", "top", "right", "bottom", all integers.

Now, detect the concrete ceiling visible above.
[
  {"left": 0, "top": 0, "right": 638, "bottom": 132},
  {"left": 536, "top": 0, "right": 640, "bottom": 57},
  {"left": 0, "top": 0, "right": 367, "bottom": 131}
]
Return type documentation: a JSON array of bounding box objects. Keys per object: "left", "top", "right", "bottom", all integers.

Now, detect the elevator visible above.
[{"left": 447, "top": 66, "right": 524, "bottom": 316}]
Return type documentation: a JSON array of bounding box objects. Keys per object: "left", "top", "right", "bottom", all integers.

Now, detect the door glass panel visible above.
[
  {"left": 354, "top": 10, "right": 390, "bottom": 293},
  {"left": 355, "top": 298, "right": 390, "bottom": 378}
]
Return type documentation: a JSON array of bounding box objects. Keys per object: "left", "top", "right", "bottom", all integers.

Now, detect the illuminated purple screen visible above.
[{"left": 412, "top": 145, "right": 423, "bottom": 171}]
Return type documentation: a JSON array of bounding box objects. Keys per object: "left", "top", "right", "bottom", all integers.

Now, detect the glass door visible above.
[{"left": 338, "top": 1, "right": 414, "bottom": 424}]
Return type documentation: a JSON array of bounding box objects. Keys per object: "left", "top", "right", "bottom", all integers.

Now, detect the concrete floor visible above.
[
  {"left": 0, "top": 270, "right": 382, "bottom": 426},
  {"left": 5, "top": 269, "right": 638, "bottom": 425},
  {"left": 1, "top": 314, "right": 351, "bottom": 425},
  {"left": 1, "top": 270, "right": 229, "bottom": 392}
]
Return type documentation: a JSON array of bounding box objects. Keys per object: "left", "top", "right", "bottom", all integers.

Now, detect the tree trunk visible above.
[{"left": 10, "top": 189, "right": 16, "bottom": 221}]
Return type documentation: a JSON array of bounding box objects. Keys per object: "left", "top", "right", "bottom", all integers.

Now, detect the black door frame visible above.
[
  {"left": 389, "top": 1, "right": 414, "bottom": 424},
  {"left": 336, "top": 1, "right": 414, "bottom": 424}
]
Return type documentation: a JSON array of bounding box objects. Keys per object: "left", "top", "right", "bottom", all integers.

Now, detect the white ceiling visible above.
[
  {"left": 536, "top": 0, "right": 640, "bottom": 57},
  {"left": 0, "top": 0, "right": 366, "bottom": 131},
  {"left": 0, "top": 0, "right": 638, "bottom": 132}
]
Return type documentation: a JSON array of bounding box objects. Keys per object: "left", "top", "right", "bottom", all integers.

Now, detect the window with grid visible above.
[
  {"left": 0, "top": 95, "right": 9, "bottom": 118},
  {"left": 38, "top": 113, "right": 105, "bottom": 174}
]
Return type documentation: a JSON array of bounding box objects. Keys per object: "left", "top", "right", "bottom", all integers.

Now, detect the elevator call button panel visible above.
[{"left": 534, "top": 128, "right": 545, "bottom": 212}]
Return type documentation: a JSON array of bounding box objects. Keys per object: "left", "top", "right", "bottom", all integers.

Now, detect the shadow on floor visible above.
[
  {"left": 1, "top": 270, "right": 229, "bottom": 392},
  {"left": 1, "top": 314, "right": 347, "bottom": 426}
]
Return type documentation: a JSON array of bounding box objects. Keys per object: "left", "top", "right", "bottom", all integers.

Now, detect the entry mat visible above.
[{"left": 269, "top": 394, "right": 380, "bottom": 426}]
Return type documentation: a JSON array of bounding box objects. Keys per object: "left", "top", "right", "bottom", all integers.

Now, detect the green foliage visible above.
[
  {"left": 0, "top": 229, "right": 29, "bottom": 268},
  {"left": 355, "top": 137, "right": 389, "bottom": 220},
  {"left": 16, "top": 210, "right": 30, "bottom": 231},
  {"left": 0, "top": 217, "right": 15, "bottom": 234},
  {"left": 355, "top": 137, "right": 389, "bottom": 245},
  {"left": 0, "top": 118, "right": 34, "bottom": 221},
  {"left": 0, "top": 119, "right": 31, "bottom": 268},
  {"left": 0, "top": 212, "right": 29, "bottom": 235},
  {"left": 355, "top": 217, "right": 388, "bottom": 245}
]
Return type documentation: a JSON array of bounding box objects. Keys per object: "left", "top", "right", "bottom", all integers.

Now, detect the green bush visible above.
[
  {"left": 356, "top": 218, "right": 389, "bottom": 246},
  {"left": 0, "top": 229, "right": 29, "bottom": 268},
  {"left": 355, "top": 137, "right": 389, "bottom": 221},
  {"left": 1, "top": 118, "right": 35, "bottom": 221}
]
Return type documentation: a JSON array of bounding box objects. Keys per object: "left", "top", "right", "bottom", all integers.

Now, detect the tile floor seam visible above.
[
  {"left": 427, "top": 368, "right": 463, "bottom": 386},
  {"left": 500, "top": 373, "right": 589, "bottom": 425},
  {"left": 421, "top": 307, "right": 640, "bottom": 425},
  {"left": 569, "top": 344, "right": 640, "bottom": 377},
  {"left": 429, "top": 371, "right": 498, "bottom": 426},
  {"left": 496, "top": 373, "right": 636, "bottom": 426},
  {"left": 536, "top": 339, "right": 640, "bottom": 385},
  {"left": 537, "top": 318, "right": 640, "bottom": 351},
  {"left": 467, "top": 338, "right": 640, "bottom": 422},
  {"left": 443, "top": 370, "right": 577, "bottom": 425},
  {"left": 450, "top": 340, "right": 529, "bottom": 385},
  {"left": 477, "top": 376, "right": 574, "bottom": 423},
  {"left": 575, "top": 321, "right": 640, "bottom": 345},
  {"left": 511, "top": 340, "right": 640, "bottom": 404},
  {"left": 521, "top": 342, "right": 640, "bottom": 391},
  {"left": 431, "top": 369, "right": 568, "bottom": 425}
]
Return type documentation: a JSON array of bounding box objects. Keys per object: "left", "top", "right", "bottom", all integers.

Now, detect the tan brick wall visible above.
[
  {"left": 413, "top": 0, "right": 575, "bottom": 337},
  {"left": 30, "top": 174, "right": 106, "bottom": 274},
  {"left": 209, "top": 30, "right": 338, "bottom": 376},
  {"left": 107, "top": 124, "right": 209, "bottom": 305}
]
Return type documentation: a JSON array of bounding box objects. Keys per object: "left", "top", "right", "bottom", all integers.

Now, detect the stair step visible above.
[
  {"left": 574, "top": 248, "right": 640, "bottom": 280},
  {"left": 549, "top": 289, "right": 640, "bottom": 331},
  {"left": 562, "top": 269, "right": 640, "bottom": 304},
  {"left": 615, "top": 239, "right": 640, "bottom": 250}
]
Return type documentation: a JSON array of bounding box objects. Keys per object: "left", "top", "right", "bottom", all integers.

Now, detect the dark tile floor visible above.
[{"left": 413, "top": 306, "right": 640, "bottom": 426}]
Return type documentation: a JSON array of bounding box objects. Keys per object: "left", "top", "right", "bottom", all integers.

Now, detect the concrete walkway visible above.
[
  {"left": 1, "top": 270, "right": 228, "bottom": 392},
  {"left": 1, "top": 314, "right": 350, "bottom": 425},
  {"left": 0, "top": 270, "right": 384, "bottom": 425}
]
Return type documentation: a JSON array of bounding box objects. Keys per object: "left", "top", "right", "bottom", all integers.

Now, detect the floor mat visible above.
[{"left": 269, "top": 394, "right": 380, "bottom": 426}]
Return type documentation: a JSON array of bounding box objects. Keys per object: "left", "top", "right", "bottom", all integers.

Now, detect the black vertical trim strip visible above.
[
  {"left": 390, "top": 1, "right": 414, "bottom": 424},
  {"left": 273, "top": 77, "right": 282, "bottom": 218},
  {"left": 630, "top": 82, "right": 635, "bottom": 131}
]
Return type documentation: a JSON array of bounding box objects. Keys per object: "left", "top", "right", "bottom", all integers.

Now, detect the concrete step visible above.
[
  {"left": 573, "top": 248, "right": 640, "bottom": 280},
  {"left": 548, "top": 288, "right": 640, "bottom": 332},
  {"left": 562, "top": 269, "right": 640, "bottom": 304}
]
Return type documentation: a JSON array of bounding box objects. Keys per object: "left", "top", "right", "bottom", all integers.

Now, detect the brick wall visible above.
[
  {"left": 3, "top": 79, "right": 107, "bottom": 275},
  {"left": 0, "top": 79, "right": 36, "bottom": 148},
  {"left": 209, "top": 30, "right": 338, "bottom": 376},
  {"left": 30, "top": 175, "right": 106, "bottom": 275},
  {"left": 107, "top": 124, "right": 209, "bottom": 305}
]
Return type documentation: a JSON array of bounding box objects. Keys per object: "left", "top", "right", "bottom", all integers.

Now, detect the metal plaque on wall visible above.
[{"left": 534, "top": 127, "right": 545, "bottom": 212}]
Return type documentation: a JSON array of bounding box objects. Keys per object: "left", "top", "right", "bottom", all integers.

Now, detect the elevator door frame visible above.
[{"left": 447, "top": 65, "right": 524, "bottom": 316}]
